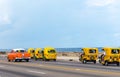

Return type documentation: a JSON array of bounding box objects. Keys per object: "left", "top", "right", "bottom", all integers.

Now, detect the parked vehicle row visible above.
[
  {"left": 7, "top": 47, "right": 120, "bottom": 66},
  {"left": 27, "top": 47, "right": 57, "bottom": 61},
  {"left": 79, "top": 47, "right": 120, "bottom": 66},
  {"left": 7, "top": 47, "right": 57, "bottom": 62}
]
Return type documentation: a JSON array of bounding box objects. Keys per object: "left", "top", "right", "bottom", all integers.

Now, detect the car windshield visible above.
[
  {"left": 20, "top": 50, "right": 25, "bottom": 52},
  {"left": 38, "top": 50, "right": 42, "bottom": 53},
  {"left": 16, "top": 50, "right": 25, "bottom": 52},
  {"left": 31, "top": 50, "right": 35, "bottom": 53},
  {"left": 111, "top": 49, "right": 119, "bottom": 54},
  {"left": 89, "top": 49, "right": 96, "bottom": 53},
  {"left": 48, "top": 50, "right": 56, "bottom": 53}
]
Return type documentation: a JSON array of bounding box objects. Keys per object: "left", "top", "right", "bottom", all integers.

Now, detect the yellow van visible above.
[
  {"left": 42, "top": 47, "right": 57, "bottom": 61},
  {"left": 100, "top": 48, "right": 120, "bottom": 66},
  {"left": 34, "top": 48, "right": 43, "bottom": 60},
  {"left": 79, "top": 48, "right": 98, "bottom": 64},
  {"left": 27, "top": 48, "right": 35, "bottom": 59}
]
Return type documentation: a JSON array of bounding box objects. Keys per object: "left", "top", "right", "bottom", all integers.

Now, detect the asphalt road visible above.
[{"left": 0, "top": 56, "right": 120, "bottom": 77}]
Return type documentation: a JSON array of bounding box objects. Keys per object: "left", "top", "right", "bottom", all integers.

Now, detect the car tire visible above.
[
  {"left": 94, "top": 61, "right": 96, "bottom": 64},
  {"left": 117, "top": 62, "right": 119, "bottom": 66},
  {"left": 8, "top": 59, "right": 10, "bottom": 62},
  {"left": 83, "top": 59, "right": 87, "bottom": 64},
  {"left": 26, "top": 59, "right": 29, "bottom": 62},
  {"left": 53, "top": 59, "right": 56, "bottom": 61},
  {"left": 19, "top": 60, "right": 22, "bottom": 62},
  {"left": 15, "top": 59, "right": 18, "bottom": 62},
  {"left": 105, "top": 61, "right": 108, "bottom": 66}
]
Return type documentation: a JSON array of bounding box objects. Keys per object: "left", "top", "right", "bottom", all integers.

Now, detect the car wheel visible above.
[
  {"left": 26, "top": 59, "right": 29, "bottom": 62},
  {"left": 53, "top": 59, "right": 56, "bottom": 61},
  {"left": 83, "top": 59, "right": 87, "bottom": 64},
  {"left": 105, "top": 61, "right": 108, "bottom": 66},
  {"left": 94, "top": 61, "right": 96, "bottom": 64},
  {"left": 117, "top": 62, "right": 119, "bottom": 66},
  {"left": 8, "top": 59, "right": 11, "bottom": 62},
  {"left": 19, "top": 60, "right": 22, "bottom": 62},
  {"left": 15, "top": 59, "right": 18, "bottom": 62}
]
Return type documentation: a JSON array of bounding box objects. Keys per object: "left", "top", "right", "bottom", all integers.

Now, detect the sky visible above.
[{"left": 0, "top": 0, "right": 120, "bottom": 49}]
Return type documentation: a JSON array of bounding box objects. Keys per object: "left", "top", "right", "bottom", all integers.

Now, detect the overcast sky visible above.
[{"left": 0, "top": 0, "right": 120, "bottom": 48}]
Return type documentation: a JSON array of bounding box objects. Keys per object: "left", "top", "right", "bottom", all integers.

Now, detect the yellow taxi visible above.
[
  {"left": 99, "top": 48, "right": 120, "bottom": 66},
  {"left": 79, "top": 48, "right": 98, "bottom": 64},
  {"left": 42, "top": 47, "right": 57, "bottom": 61},
  {"left": 34, "top": 48, "right": 43, "bottom": 60},
  {"left": 27, "top": 48, "right": 35, "bottom": 59}
]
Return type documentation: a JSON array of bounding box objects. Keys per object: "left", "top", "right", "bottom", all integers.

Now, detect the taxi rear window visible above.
[
  {"left": 48, "top": 50, "right": 56, "bottom": 53},
  {"left": 89, "top": 49, "right": 96, "bottom": 53},
  {"left": 16, "top": 50, "right": 25, "bottom": 52},
  {"left": 38, "top": 50, "right": 42, "bottom": 53},
  {"left": 111, "top": 49, "right": 119, "bottom": 54}
]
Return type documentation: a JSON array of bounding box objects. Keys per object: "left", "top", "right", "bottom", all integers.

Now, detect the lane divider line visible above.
[
  {"left": 75, "top": 69, "right": 81, "bottom": 70},
  {"left": 27, "top": 70, "right": 46, "bottom": 74}
]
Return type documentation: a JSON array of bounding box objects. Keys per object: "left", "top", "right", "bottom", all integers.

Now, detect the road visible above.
[{"left": 0, "top": 56, "right": 120, "bottom": 77}]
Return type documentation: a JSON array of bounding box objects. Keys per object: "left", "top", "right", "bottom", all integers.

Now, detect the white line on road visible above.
[
  {"left": 75, "top": 69, "right": 81, "bottom": 70},
  {"left": 27, "top": 70, "right": 46, "bottom": 74},
  {"left": 57, "top": 62, "right": 74, "bottom": 65},
  {"left": 39, "top": 65, "right": 43, "bottom": 66}
]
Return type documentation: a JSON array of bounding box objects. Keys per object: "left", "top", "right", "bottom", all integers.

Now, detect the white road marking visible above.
[
  {"left": 57, "top": 62, "right": 74, "bottom": 65},
  {"left": 27, "top": 70, "right": 46, "bottom": 74},
  {"left": 39, "top": 65, "right": 43, "bottom": 66},
  {"left": 75, "top": 69, "right": 81, "bottom": 70}
]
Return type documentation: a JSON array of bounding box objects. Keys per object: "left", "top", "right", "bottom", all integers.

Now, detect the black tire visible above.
[
  {"left": 19, "top": 60, "right": 22, "bottom": 62},
  {"left": 46, "top": 59, "right": 49, "bottom": 61},
  {"left": 53, "top": 59, "right": 56, "bottom": 61},
  {"left": 105, "top": 61, "right": 109, "bottom": 66},
  {"left": 102, "top": 64, "right": 105, "bottom": 66},
  {"left": 83, "top": 59, "right": 87, "bottom": 64},
  {"left": 8, "top": 59, "right": 10, "bottom": 62},
  {"left": 99, "top": 59, "right": 101, "bottom": 63},
  {"left": 31, "top": 57, "right": 33, "bottom": 59},
  {"left": 26, "top": 59, "right": 29, "bottom": 62},
  {"left": 15, "top": 59, "right": 18, "bottom": 62},
  {"left": 94, "top": 60, "right": 96, "bottom": 64},
  {"left": 117, "top": 62, "right": 119, "bottom": 66}
]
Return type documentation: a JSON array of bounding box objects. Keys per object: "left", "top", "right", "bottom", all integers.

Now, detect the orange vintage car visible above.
[{"left": 7, "top": 48, "right": 30, "bottom": 62}]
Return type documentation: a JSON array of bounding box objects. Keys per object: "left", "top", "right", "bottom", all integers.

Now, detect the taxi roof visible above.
[{"left": 12, "top": 48, "right": 25, "bottom": 51}]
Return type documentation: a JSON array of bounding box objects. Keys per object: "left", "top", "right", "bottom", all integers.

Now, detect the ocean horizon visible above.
[{"left": 0, "top": 47, "right": 103, "bottom": 52}]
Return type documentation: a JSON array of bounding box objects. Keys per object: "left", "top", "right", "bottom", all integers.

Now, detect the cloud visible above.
[
  {"left": 0, "top": 0, "right": 11, "bottom": 25},
  {"left": 86, "top": 0, "right": 115, "bottom": 7}
]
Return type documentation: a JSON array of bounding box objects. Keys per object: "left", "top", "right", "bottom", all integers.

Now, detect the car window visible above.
[
  {"left": 31, "top": 50, "right": 35, "bottom": 53},
  {"left": 89, "top": 49, "right": 96, "bottom": 53},
  {"left": 111, "top": 49, "right": 119, "bottom": 54},
  {"left": 38, "top": 50, "right": 42, "bottom": 53},
  {"left": 20, "top": 50, "right": 25, "bottom": 52},
  {"left": 48, "top": 50, "right": 56, "bottom": 53}
]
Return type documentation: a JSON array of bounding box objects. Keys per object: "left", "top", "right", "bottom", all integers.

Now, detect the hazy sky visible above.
[{"left": 0, "top": 0, "right": 120, "bottom": 48}]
